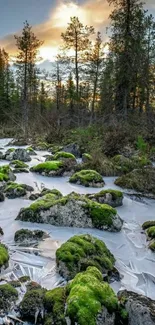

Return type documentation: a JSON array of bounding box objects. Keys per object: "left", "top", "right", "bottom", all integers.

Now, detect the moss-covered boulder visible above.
[
  {"left": 16, "top": 193, "right": 123, "bottom": 232},
  {"left": 0, "top": 244, "right": 9, "bottom": 272},
  {"left": 0, "top": 227, "right": 4, "bottom": 235},
  {"left": 115, "top": 167, "right": 155, "bottom": 195},
  {"left": 14, "top": 229, "right": 48, "bottom": 246},
  {"left": 10, "top": 160, "right": 29, "bottom": 173},
  {"left": 26, "top": 147, "right": 37, "bottom": 155},
  {"left": 87, "top": 189, "right": 123, "bottom": 208},
  {"left": 30, "top": 161, "right": 66, "bottom": 176},
  {"left": 142, "top": 221, "right": 155, "bottom": 252},
  {"left": 82, "top": 153, "right": 92, "bottom": 163},
  {"left": 0, "top": 284, "right": 18, "bottom": 312},
  {"left": 69, "top": 170, "right": 104, "bottom": 187},
  {"left": 29, "top": 188, "right": 62, "bottom": 201},
  {"left": 54, "top": 151, "right": 76, "bottom": 161},
  {"left": 4, "top": 182, "right": 34, "bottom": 199},
  {"left": 66, "top": 267, "right": 118, "bottom": 325},
  {"left": 0, "top": 165, "right": 16, "bottom": 183},
  {"left": 56, "top": 234, "right": 115, "bottom": 280},
  {"left": 32, "top": 142, "right": 49, "bottom": 151},
  {"left": 19, "top": 287, "right": 46, "bottom": 321},
  {"left": 44, "top": 287, "right": 67, "bottom": 325},
  {"left": 112, "top": 154, "right": 151, "bottom": 174},
  {"left": 48, "top": 145, "right": 63, "bottom": 154}
]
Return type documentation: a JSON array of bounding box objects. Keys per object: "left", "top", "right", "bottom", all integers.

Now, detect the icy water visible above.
[{"left": 0, "top": 138, "right": 155, "bottom": 301}]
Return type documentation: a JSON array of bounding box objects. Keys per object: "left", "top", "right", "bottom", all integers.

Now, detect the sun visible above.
[{"left": 52, "top": 2, "right": 87, "bottom": 27}]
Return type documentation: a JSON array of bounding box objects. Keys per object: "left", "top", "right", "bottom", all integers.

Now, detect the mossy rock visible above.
[
  {"left": 0, "top": 227, "right": 4, "bottom": 235},
  {"left": 66, "top": 266, "right": 118, "bottom": 325},
  {"left": 26, "top": 147, "right": 37, "bottom": 155},
  {"left": 0, "top": 284, "right": 18, "bottom": 312},
  {"left": 19, "top": 275, "right": 31, "bottom": 283},
  {"left": 0, "top": 165, "right": 15, "bottom": 182},
  {"left": 142, "top": 221, "right": 155, "bottom": 230},
  {"left": 146, "top": 226, "right": 155, "bottom": 239},
  {"left": 10, "top": 160, "right": 28, "bottom": 169},
  {"left": 30, "top": 161, "right": 65, "bottom": 176},
  {"left": 19, "top": 287, "right": 46, "bottom": 321},
  {"left": 112, "top": 154, "right": 151, "bottom": 174},
  {"left": 149, "top": 240, "right": 155, "bottom": 251},
  {"left": 14, "top": 229, "right": 47, "bottom": 245},
  {"left": 69, "top": 169, "right": 104, "bottom": 187},
  {"left": 32, "top": 142, "right": 49, "bottom": 151},
  {"left": 16, "top": 192, "right": 123, "bottom": 232},
  {"left": 82, "top": 153, "right": 92, "bottom": 163},
  {"left": 8, "top": 280, "right": 21, "bottom": 288},
  {"left": 0, "top": 244, "right": 9, "bottom": 269},
  {"left": 4, "top": 182, "right": 34, "bottom": 199},
  {"left": 0, "top": 192, "right": 5, "bottom": 202},
  {"left": 56, "top": 234, "right": 115, "bottom": 280},
  {"left": 54, "top": 151, "right": 76, "bottom": 161},
  {"left": 115, "top": 167, "right": 155, "bottom": 195},
  {"left": 41, "top": 188, "right": 62, "bottom": 198},
  {"left": 87, "top": 189, "right": 123, "bottom": 207},
  {"left": 44, "top": 287, "right": 67, "bottom": 325},
  {"left": 48, "top": 145, "right": 63, "bottom": 154}
]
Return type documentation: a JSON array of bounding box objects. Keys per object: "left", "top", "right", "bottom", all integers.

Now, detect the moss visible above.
[
  {"left": 31, "top": 161, "right": 64, "bottom": 173},
  {"left": 112, "top": 154, "right": 151, "bottom": 174},
  {"left": 14, "top": 229, "right": 45, "bottom": 242},
  {"left": 115, "top": 168, "right": 155, "bottom": 194},
  {"left": 149, "top": 240, "right": 155, "bottom": 251},
  {"left": 0, "top": 284, "right": 18, "bottom": 310},
  {"left": 41, "top": 188, "right": 62, "bottom": 198},
  {"left": 10, "top": 160, "right": 28, "bottom": 168},
  {"left": 146, "top": 226, "right": 155, "bottom": 239},
  {"left": 9, "top": 280, "right": 21, "bottom": 288},
  {"left": 54, "top": 151, "right": 76, "bottom": 160},
  {"left": 69, "top": 169, "right": 104, "bottom": 187},
  {"left": 56, "top": 234, "right": 115, "bottom": 279},
  {"left": 91, "top": 189, "right": 123, "bottom": 200},
  {"left": 49, "top": 145, "right": 63, "bottom": 154},
  {"left": 19, "top": 275, "right": 30, "bottom": 283},
  {"left": 82, "top": 153, "right": 92, "bottom": 161},
  {"left": 28, "top": 193, "right": 65, "bottom": 212},
  {"left": 66, "top": 266, "right": 118, "bottom": 325},
  {"left": 4, "top": 182, "right": 33, "bottom": 198},
  {"left": 44, "top": 287, "right": 67, "bottom": 325},
  {"left": 6, "top": 148, "right": 15, "bottom": 153},
  {"left": 0, "top": 165, "right": 11, "bottom": 181},
  {"left": 0, "top": 244, "right": 9, "bottom": 267},
  {"left": 142, "top": 221, "right": 155, "bottom": 230},
  {"left": 85, "top": 200, "right": 117, "bottom": 229},
  {"left": 20, "top": 288, "right": 46, "bottom": 321}
]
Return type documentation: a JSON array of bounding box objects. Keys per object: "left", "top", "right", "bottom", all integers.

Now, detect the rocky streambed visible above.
[{"left": 0, "top": 138, "right": 155, "bottom": 324}]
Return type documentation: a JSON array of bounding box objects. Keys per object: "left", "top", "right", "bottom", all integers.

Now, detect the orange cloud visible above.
[{"left": 0, "top": 0, "right": 112, "bottom": 61}]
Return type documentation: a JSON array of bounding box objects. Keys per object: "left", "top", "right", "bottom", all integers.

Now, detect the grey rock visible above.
[
  {"left": 5, "top": 148, "right": 31, "bottom": 162},
  {"left": 62, "top": 143, "right": 80, "bottom": 157},
  {"left": 118, "top": 290, "right": 155, "bottom": 325},
  {"left": 0, "top": 192, "right": 5, "bottom": 202},
  {"left": 97, "top": 307, "right": 115, "bottom": 325}
]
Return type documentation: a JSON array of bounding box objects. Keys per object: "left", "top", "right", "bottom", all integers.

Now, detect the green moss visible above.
[
  {"left": 49, "top": 145, "right": 63, "bottom": 154},
  {"left": 20, "top": 288, "right": 46, "bottom": 320},
  {"left": 28, "top": 193, "right": 65, "bottom": 212},
  {"left": 91, "top": 189, "right": 123, "bottom": 200},
  {"left": 142, "top": 221, "right": 155, "bottom": 230},
  {"left": 10, "top": 160, "right": 28, "bottom": 168},
  {"left": 14, "top": 229, "right": 45, "bottom": 242},
  {"left": 0, "top": 165, "right": 11, "bottom": 181},
  {"left": 54, "top": 151, "right": 76, "bottom": 160},
  {"left": 69, "top": 169, "right": 104, "bottom": 187},
  {"left": 149, "top": 240, "right": 155, "bottom": 251},
  {"left": 5, "top": 182, "right": 24, "bottom": 191},
  {"left": 66, "top": 266, "right": 118, "bottom": 325},
  {"left": 146, "top": 226, "right": 155, "bottom": 239},
  {"left": 19, "top": 275, "right": 30, "bottom": 283},
  {"left": 41, "top": 188, "right": 62, "bottom": 198},
  {"left": 44, "top": 287, "right": 66, "bottom": 325},
  {"left": 6, "top": 148, "right": 15, "bottom": 153},
  {"left": 0, "top": 244, "right": 9, "bottom": 267},
  {"left": 31, "top": 161, "right": 63, "bottom": 173},
  {"left": 0, "top": 284, "right": 18, "bottom": 310},
  {"left": 56, "top": 234, "right": 115, "bottom": 279},
  {"left": 82, "top": 153, "right": 92, "bottom": 161},
  {"left": 9, "top": 280, "right": 21, "bottom": 288},
  {"left": 85, "top": 200, "right": 117, "bottom": 229},
  {"left": 112, "top": 154, "right": 151, "bottom": 174}
]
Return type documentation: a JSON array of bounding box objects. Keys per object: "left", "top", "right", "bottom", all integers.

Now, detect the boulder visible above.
[
  {"left": 118, "top": 290, "right": 155, "bottom": 325},
  {"left": 82, "top": 153, "right": 92, "bottom": 163},
  {"left": 142, "top": 221, "right": 155, "bottom": 252},
  {"left": 56, "top": 234, "right": 115, "bottom": 280},
  {"left": 0, "top": 284, "right": 18, "bottom": 313},
  {"left": 87, "top": 189, "right": 123, "bottom": 207},
  {"left": 19, "top": 286, "right": 46, "bottom": 322},
  {"left": 16, "top": 192, "right": 123, "bottom": 232},
  {"left": 30, "top": 160, "right": 73, "bottom": 177},
  {"left": 4, "top": 182, "right": 34, "bottom": 199},
  {"left": 0, "top": 165, "right": 16, "bottom": 184},
  {"left": 4, "top": 148, "right": 31, "bottom": 162},
  {"left": 14, "top": 229, "right": 48, "bottom": 246},
  {"left": 69, "top": 169, "right": 105, "bottom": 187},
  {"left": 0, "top": 192, "right": 5, "bottom": 202},
  {"left": 62, "top": 143, "right": 80, "bottom": 157}
]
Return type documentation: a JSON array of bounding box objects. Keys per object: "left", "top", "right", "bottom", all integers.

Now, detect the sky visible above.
[{"left": 0, "top": 0, "right": 155, "bottom": 67}]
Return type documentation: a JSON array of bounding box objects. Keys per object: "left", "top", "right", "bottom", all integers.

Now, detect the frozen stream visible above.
[{"left": 0, "top": 138, "right": 155, "bottom": 300}]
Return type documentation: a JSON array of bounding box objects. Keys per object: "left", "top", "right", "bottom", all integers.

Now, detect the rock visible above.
[
  {"left": 0, "top": 244, "right": 9, "bottom": 273},
  {"left": 16, "top": 192, "right": 123, "bottom": 232},
  {"left": 30, "top": 160, "right": 72, "bottom": 177},
  {"left": 29, "top": 188, "right": 62, "bottom": 201},
  {"left": 7, "top": 138, "right": 28, "bottom": 146},
  {"left": 0, "top": 227, "right": 4, "bottom": 235},
  {"left": 69, "top": 169, "right": 105, "bottom": 187},
  {"left": 142, "top": 221, "right": 155, "bottom": 252},
  {"left": 0, "top": 192, "right": 5, "bottom": 202},
  {"left": 0, "top": 284, "right": 18, "bottom": 313},
  {"left": 4, "top": 148, "right": 31, "bottom": 162},
  {"left": 66, "top": 267, "right": 118, "bottom": 325},
  {"left": 62, "top": 143, "right": 80, "bottom": 158},
  {"left": 14, "top": 229, "right": 48, "bottom": 246},
  {"left": 112, "top": 154, "right": 151, "bottom": 175},
  {"left": 45, "top": 154, "right": 54, "bottom": 161},
  {"left": 10, "top": 160, "right": 29, "bottom": 173},
  {"left": 32, "top": 142, "right": 49, "bottom": 151},
  {"left": 4, "top": 182, "right": 34, "bottom": 199},
  {"left": 115, "top": 167, "right": 155, "bottom": 195},
  {"left": 82, "top": 153, "right": 92, "bottom": 163},
  {"left": 19, "top": 286, "right": 46, "bottom": 322},
  {"left": 87, "top": 189, "right": 123, "bottom": 207},
  {"left": 29, "top": 193, "right": 41, "bottom": 200},
  {"left": 118, "top": 290, "right": 155, "bottom": 325},
  {"left": 56, "top": 234, "right": 115, "bottom": 280},
  {"left": 0, "top": 152, "right": 3, "bottom": 160},
  {"left": 0, "top": 165, "right": 16, "bottom": 184},
  {"left": 26, "top": 147, "right": 37, "bottom": 155}
]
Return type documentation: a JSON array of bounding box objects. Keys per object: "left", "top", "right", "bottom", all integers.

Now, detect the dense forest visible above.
[{"left": 1, "top": 0, "right": 155, "bottom": 146}]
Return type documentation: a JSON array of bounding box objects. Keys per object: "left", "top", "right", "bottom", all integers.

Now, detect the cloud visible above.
[{"left": 0, "top": 0, "right": 112, "bottom": 60}]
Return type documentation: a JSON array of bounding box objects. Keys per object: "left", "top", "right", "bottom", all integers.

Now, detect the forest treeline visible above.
[{"left": 0, "top": 0, "right": 155, "bottom": 139}]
